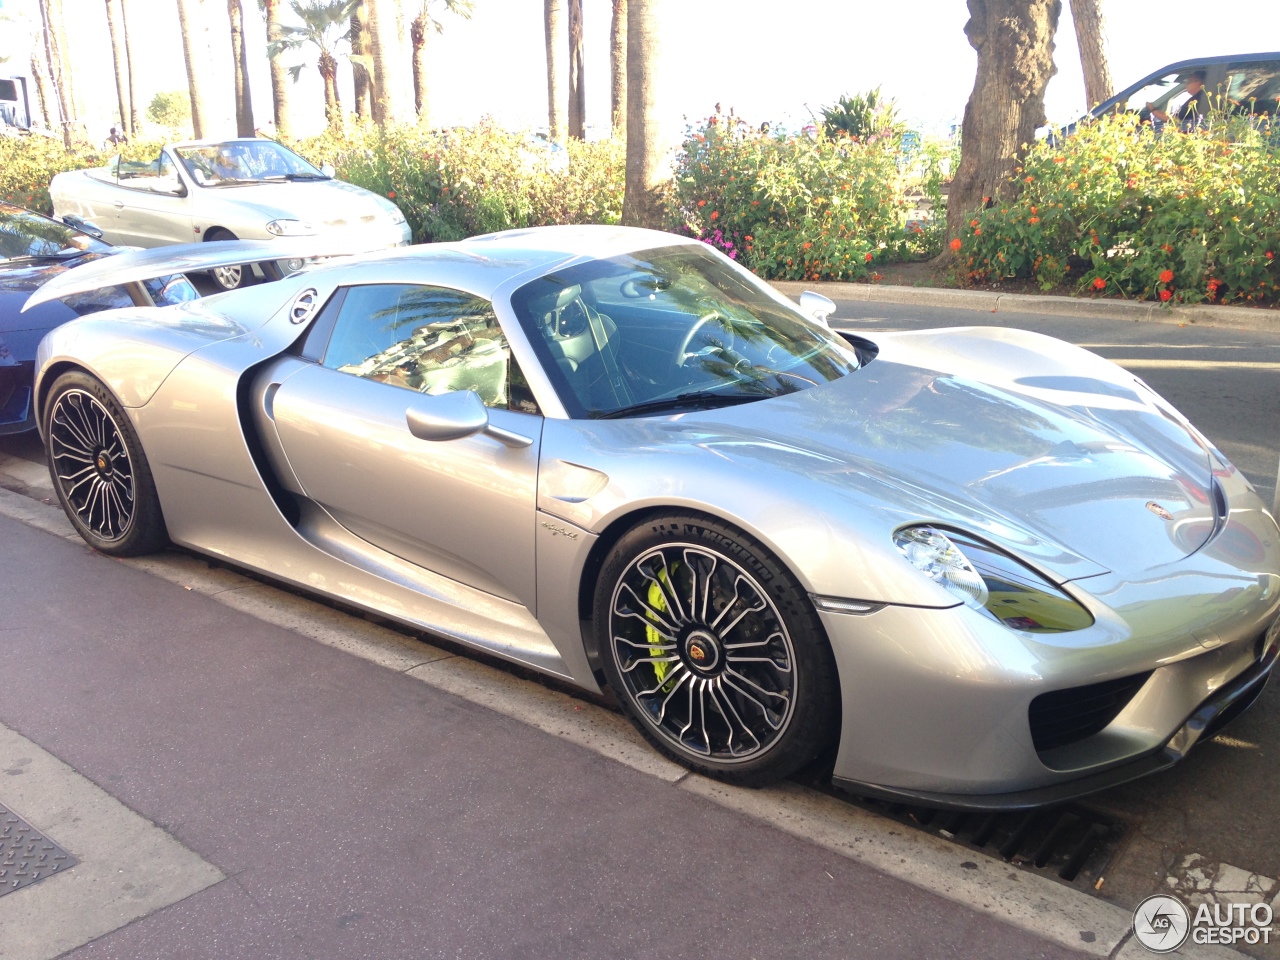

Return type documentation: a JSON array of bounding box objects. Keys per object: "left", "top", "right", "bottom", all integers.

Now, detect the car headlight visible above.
[
  {"left": 893, "top": 526, "right": 1094, "bottom": 632},
  {"left": 266, "top": 219, "right": 316, "bottom": 237},
  {"left": 387, "top": 207, "right": 405, "bottom": 225}
]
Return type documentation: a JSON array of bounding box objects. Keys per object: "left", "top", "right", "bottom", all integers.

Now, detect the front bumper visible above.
[
  {"left": 0, "top": 360, "right": 35, "bottom": 434},
  {"left": 822, "top": 471, "right": 1280, "bottom": 808}
]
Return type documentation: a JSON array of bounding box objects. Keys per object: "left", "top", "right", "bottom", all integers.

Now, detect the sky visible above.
[{"left": 1, "top": 0, "right": 1276, "bottom": 142}]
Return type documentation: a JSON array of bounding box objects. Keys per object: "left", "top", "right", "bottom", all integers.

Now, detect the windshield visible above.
[
  {"left": 510, "top": 245, "right": 862, "bottom": 419},
  {"left": 0, "top": 204, "right": 110, "bottom": 262},
  {"left": 174, "top": 141, "right": 326, "bottom": 185}
]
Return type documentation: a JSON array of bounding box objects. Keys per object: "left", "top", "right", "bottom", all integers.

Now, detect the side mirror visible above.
[
  {"left": 405, "top": 390, "right": 532, "bottom": 448},
  {"left": 320, "top": 164, "right": 335, "bottom": 178},
  {"left": 798, "top": 290, "right": 837, "bottom": 327},
  {"left": 150, "top": 177, "right": 185, "bottom": 196},
  {"left": 61, "top": 214, "right": 105, "bottom": 239}
]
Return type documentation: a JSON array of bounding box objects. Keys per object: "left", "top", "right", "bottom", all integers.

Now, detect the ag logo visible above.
[{"left": 1132, "top": 894, "right": 1190, "bottom": 953}]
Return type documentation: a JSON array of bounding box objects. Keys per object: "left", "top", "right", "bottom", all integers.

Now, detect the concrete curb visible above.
[
  {"left": 771, "top": 280, "right": 1280, "bottom": 332},
  {"left": 0, "top": 486, "right": 1252, "bottom": 959}
]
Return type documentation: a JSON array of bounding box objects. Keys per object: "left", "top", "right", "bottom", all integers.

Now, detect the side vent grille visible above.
[{"left": 1029, "top": 672, "right": 1152, "bottom": 753}]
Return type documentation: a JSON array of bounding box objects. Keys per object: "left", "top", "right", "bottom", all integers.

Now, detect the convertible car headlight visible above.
[
  {"left": 388, "top": 208, "right": 406, "bottom": 225},
  {"left": 893, "top": 526, "right": 1094, "bottom": 633},
  {"left": 266, "top": 219, "right": 316, "bottom": 237}
]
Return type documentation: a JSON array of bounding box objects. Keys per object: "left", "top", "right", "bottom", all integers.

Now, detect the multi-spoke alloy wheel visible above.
[
  {"left": 596, "top": 514, "right": 839, "bottom": 785},
  {"left": 43, "top": 372, "right": 167, "bottom": 557},
  {"left": 211, "top": 264, "right": 244, "bottom": 291},
  {"left": 49, "top": 389, "right": 135, "bottom": 541}
]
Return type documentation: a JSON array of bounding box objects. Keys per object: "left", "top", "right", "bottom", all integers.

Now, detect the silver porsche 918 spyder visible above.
[{"left": 24, "top": 226, "right": 1280, "bottom": 808}]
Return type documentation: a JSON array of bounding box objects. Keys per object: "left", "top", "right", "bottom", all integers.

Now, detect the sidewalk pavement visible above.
[{"left": 772, "top": 281, "right": 1280, "bottom": 332}]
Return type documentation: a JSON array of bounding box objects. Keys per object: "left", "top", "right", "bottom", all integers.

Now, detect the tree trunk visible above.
[
  {"left": 319, "top": 49, "right": 342, "bottom": 130},
  {"left": 28, "top": 54, "right": 53, "bottom": 131},
  {"left": 120, "top": 0, "right": 141, "bottom": 133},
  {"left": 264, "top": 0, "right": 291, "bottom": 137},
  {"left": 39, "top": 0, "right": 75, "bottom": 146},
  {"left": 367, "top": 0, "right": 411, "bottom": 125},
  {"left": 621, "top": 0, "right": 666, "bottom": 229},
  {"left": 410, "top": 11, "right": 428, "bottom": 122},
  {"left": 544, "top": 0, "right": 566, "bottom": 142},
  {"left": 176, "top": 0, "right": 214, "bottom": 139},
  {"left": 1069, "top": 0, "right": 1111, "bottom": 108},
  {"left": 229, "top": 0, "right": 255, "bottom": 136},
  {"left": 945, "top": 0, "right": 1061, "bottom": 245},
  {"left": 104, "top": 0, "right": 131, "bottom": 134},
  {"left": 609, "top": 0, "right": 626, "bottom": 141},
  {"left": 351, "top": 5, "right": 373, "bottom": 121},
  {"left": 567, "top": 0, "right": 585, "bottom": 138}
]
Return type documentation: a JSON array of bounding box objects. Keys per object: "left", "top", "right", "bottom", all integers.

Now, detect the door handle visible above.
[{"left": 113, "top": 201, "right": 124, "bottom": 209}]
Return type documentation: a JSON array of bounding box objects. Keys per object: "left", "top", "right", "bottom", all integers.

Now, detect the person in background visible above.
[
  {"left": 1148, "top": 70, "right": 1210, "bottom": 130},
  {"left": 105, "top": 126, "right": 128, "bottom": 148}
]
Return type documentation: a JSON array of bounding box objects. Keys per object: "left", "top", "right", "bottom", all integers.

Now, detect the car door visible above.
[
  {"left": 113, "top": 150, "right": 192, "bottom": 247},
  {"left": 268, "top": 282, "right": 544, "bottom": 609}
]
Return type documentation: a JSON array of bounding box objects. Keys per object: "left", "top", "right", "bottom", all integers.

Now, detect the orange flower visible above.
[
  {"left": 1268, "top": 251, "right": 1275, "bottom": 260},
  {"left": 1068, "top": 182, "right": 1078, "bottom": 190},
  {"left": 1159, "top": 269, "right": 1174, "bottom": 283},
  {"left": 1159, "top": 289, "right": 1172, "bottom": 301},
  {"left": 710, "top": 211, "right": 719, "bottom": 220},
  {"left": 802, "top": 241, "right": 812, "bottom": 250},
  {"left": 744, "top": 235, "right": 753, "bottom": 242},
  {"left": 1030, "top": 206, "right": 1037, "bottom": 214},
  {"left": 950, "top": 238, "right": 963, "bottom": 252},
  {"left": 1092, "top": 277, "right": 1107, "bottom": 290},
  {"left": 864, "top": 252, "right": 873, "bottom": 262},
  {"left": 1161, "top": 244, "right": 1173, "bottom": 253},
  {"left": 387, "top": 190, "right": 397, "bottom": 199},
  {"left": 1053, "top": 156, "right": 1066, "bottom": 163},
  {"left": 970, "top": 219, "right": 979, "bottom": 228},
  {"left": 1028, "top": 217, "right": 1040, "bottom": 224},
  {"left": 973, "top": 227, "right": 981, "bottom": 236},
  {"left": 697, "top": 199, "right": 706, "bottom": 207},
  {"left": 1024, "top": 175, "right": 1034, "bottom": 183}
]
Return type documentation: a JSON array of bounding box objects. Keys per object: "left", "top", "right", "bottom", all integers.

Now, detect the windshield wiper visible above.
[
  {"left": 597, "top": 391, "right": 763, "bottom": 420},
  {"left": 2, "top": 251, "right": 85, "bottom": 264},
  {"left": 260, "top": 173, "right": 328, "bottom": 181}
]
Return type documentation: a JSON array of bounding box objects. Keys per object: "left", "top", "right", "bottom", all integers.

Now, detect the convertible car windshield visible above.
[
  {"left": 174, "top": 141, "right": 327, "bottom": 185},
  {"left": 510, "top": 245, "right": 862, "bottom": 419}
]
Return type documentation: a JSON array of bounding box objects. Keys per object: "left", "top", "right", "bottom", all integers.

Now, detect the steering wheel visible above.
[{"left": 675, "top": 310, "right": 732, "bottom": 365}]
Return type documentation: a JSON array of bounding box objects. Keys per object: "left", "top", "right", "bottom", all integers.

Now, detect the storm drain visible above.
[
  {"left": 838, "top": 794, "right": 1129, "bottom": 885},
  {"left": 0, "top": 801, "right": 77, "bottom": 897}
]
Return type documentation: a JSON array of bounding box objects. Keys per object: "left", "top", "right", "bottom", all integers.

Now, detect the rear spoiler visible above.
[{"left": 22, "top": 237, "right": 378, "bottom": 312}]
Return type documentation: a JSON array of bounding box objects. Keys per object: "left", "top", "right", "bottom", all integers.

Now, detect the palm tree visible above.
[
  {"left": 609, "top": 0, "right": 625, "bottom": 141},
  {"left": 229, "top": 0, "right": 255, "bottom": 136},
  {"left": 621, "top": 0, "right": 665, "bottom": 228},
  {"left": 263, "top": 0, "right": 292, "bottom": 137},
  {"left": 408, "top": 0, "right": 472, "bottom": 124},
  {"left": 120, "top": 0, "right": 141, "bottom": 133},
  {"left": 271, "top": 0, "right": 359, "bottom": 131},
  {"left": 350, "top": 2, "right": 372, "bottom": 120},
  {"left": 38, "top": 0, "right": 78, "bottom": 145},
  {"left": 176, "top": 0, "right": 215, "bottom": 138},
  {"left": 566, "top": 0, "right": 584, "bottom": 138},
  {"left": 366, "top": 0, "right": 412, "bottom": 125},
  {"left": 543, "top": 0, "right": 565, "bottom": 143},
  {"left": 104, "top": 0, "right": 132, "bottom": 135}
]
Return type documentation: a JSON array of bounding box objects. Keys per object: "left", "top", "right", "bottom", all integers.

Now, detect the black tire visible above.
[
  {"left": 43, "top": 371, "right": 168, "bottom": 557},
  {"left": 205, "top": 230, "right": 248, "bottom": 290},
  {"left": 594, "top": 512, "right": 840, "bottom": 786}
]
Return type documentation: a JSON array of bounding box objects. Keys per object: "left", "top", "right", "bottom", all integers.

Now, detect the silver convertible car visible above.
[
  {"left": 24, "top": 226, "right": 1280, "bottom": 807},
  {"left": 50, "top": 139, "right": 410, "bottom": 291}
]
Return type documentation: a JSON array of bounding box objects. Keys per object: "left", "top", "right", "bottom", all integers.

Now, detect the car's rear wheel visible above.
[
  {"left": 594, "top": 512, "right": 840, "bottom": 786},
  {"left": 205, "top": 229, "right": 247, "bottom": 290},
  {"left": 43, "top": 371, "right": 168, "bottom": 557}
]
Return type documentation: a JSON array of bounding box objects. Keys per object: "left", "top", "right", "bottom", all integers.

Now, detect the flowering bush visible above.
[
  {"left": 670, "top": 113, "right": 948, "bottom": 281},
  {"left": 293, "top": 121, "right": 624, "bottom": 243},
  {"left": 952, "top": 113, "right": 1280, "bottom": 304}
]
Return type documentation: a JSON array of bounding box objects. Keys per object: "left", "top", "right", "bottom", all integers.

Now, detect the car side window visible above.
[{"left": 321, "top": 283, "right": 539, "bottom": 415}]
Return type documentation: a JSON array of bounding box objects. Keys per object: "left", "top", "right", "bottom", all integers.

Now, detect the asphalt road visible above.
[
  {"left": 827, "top": 300, "right": 1280, "bottom": 509},
  {"left": 0, "top": 513, "right": 1083, "bottom": 960}
]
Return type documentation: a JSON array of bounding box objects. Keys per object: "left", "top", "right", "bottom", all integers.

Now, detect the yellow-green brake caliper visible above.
[{"left": 646, "top": 567, "right": 676, "bottom": 690}]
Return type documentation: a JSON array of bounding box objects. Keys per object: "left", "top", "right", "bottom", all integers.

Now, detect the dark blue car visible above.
[{"left": 0, "top": 202, "right": 197, "bottom": 434}]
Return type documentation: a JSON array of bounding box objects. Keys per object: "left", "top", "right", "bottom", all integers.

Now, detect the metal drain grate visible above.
[
  {"left": 0, "top": 801, "right": 77, "bottom": 897},
  {"left": 843, "top": 795, "right": 1128, "bottom": 884}
]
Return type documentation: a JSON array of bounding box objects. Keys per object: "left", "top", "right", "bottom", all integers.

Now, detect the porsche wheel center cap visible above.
[
  {"left": 683, "top": 630, "right": 722, "bottom": 673},
  {"left": 94, "top": 452, "right": 112, "bottom": 476}
]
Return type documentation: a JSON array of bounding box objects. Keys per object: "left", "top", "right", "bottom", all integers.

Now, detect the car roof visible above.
[{"left": 1092, "top": 51, "right": 1280, "bottom": 116}]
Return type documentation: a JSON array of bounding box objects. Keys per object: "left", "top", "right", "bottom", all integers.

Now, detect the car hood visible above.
[
  {"left": 197, "top": 178, "right": 399, "bottom": 229},
  {"left": 1, "top": 252, "right": 111, "bottom": 347},
  {"left": 683, "top": 327, "right": 1217, "bottom": 581}
]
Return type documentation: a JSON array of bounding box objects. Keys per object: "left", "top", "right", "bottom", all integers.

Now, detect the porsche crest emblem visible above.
[{"left": 1145, "top": 501, "right": 1174, "bottom": 521}]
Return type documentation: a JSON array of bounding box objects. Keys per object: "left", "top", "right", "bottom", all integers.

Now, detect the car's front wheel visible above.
[
  {"left": 43, "top": 371, "right": 168, "bottom": 556},
  {"left": 205, "top": 229, "right": 248, "bottom": 290},
  {"left": 594, "top": 512, "right": 840, "bottom": 786}
]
